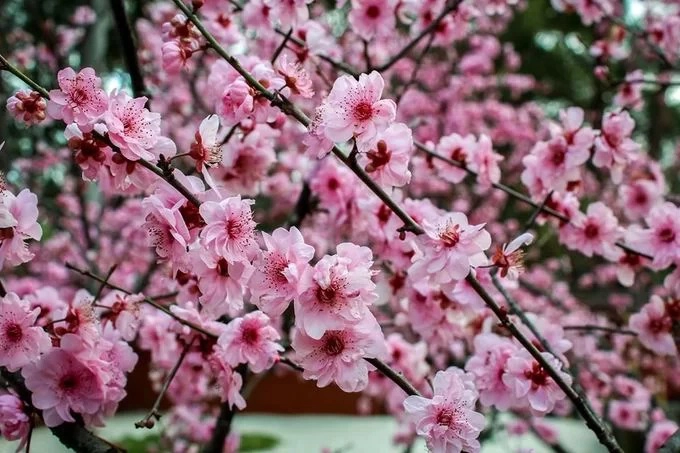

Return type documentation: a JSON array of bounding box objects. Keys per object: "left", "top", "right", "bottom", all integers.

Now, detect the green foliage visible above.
[{"left": 116, "top": 432, "right": 280, "bottom": 452}]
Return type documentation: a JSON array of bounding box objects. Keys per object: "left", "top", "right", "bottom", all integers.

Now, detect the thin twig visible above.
[
  {"left": 563, "top": 325, "right": 637, "bottom": 336},
  {"left": 0, "top": 53, "right": 51, "bottom": 98},
  {"left": 365, "top": 358, "right": 421, "bottom": 396},
  {"left": 271, "top": 28, "right": 293, "bottom": 64},
  {"left": 109, "top": 0, "right": 147, "bottom": 98}
]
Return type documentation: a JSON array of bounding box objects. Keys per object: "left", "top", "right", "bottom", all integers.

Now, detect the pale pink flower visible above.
[
  {"left": 465, "top": 333, "right": 519, "bottom": 410},
  {"left": 71, "top": 5, "right": 96, "bottom": 25},
  {"left": 404, "top": 367, "right": 486, "bottom": 453},
  {"left": 22, "top": 348, "right": 105, "bottom": 427},
  {"left": 0, "top": 292, "right": 51, "bottom": 371},
  {"left": 614, "top": 70, "right": 644, "bottom": 110},
  {"left": 209, "top": 358, "right": 246, "bottom": 410},
  {"left": 626, "top": 202, "right": 680, "bottom": 269},
  {"left": 557, "top": 107, "right": 596, "bottom": 156},
  {"left": 468, "top": 135, "right": 503, "bottom": 188},
  {"left": 348, "top": 0, "right": 397, "bottom": 41},
  {"left": 358, "top": 122, "right": 412, "bottom": 187},
  {"left": 645, "top": 420, "right": 678, "bottom": 453},
  {"left": 6, "top": 90, "right": 47, "bottom": 125},
  {"left": 250, "top": 226, "right": 315, "bottom": 317},
  {"left": 47, "top": 67, "right": 108, "bottom": 126},
  {"left": 65, "top": 123, "right": 111, "bottom": 181},
  {"left": 194, "top": 253, "right": 249, "bottom": 319},
  {"left": 292, "top": 314, "right": 387, "bottom": 392},
  {"left": 609, "top": 400, "right": 646, "bottom": 431},
  {"left": 295, "top": 243, "right": 378, "bottom": 339},
  {"left": 593, "top": 111, "right": 640, "bottom": 183},
  {"left": 189, "top": 115, "right": 224, "bottom": 172},
  {"left": 409, "top": 212, "right": 491, "bottom": 284},
  {"left": 98, "top": 291, "right": 143, "bottom": 342},
  {"left": 162, "top": 40, "right": 192, "bottom": 75},
  {"left": 0, "top": 188, "right": 43, "bottom": 269},
  {"left": 0, "top": 393, "right": 30, "bottom": 446},
  {"left": 503, "top": 349, "right": 571, "bottom": 415},
  {"left": 217, "top": 79, "right": 254, "bottom": 126},
  {"left": 434, "top": 133, "right": 476, "bottom": 184},
  {"left": 105, "top": 91, "right": 175, "bottom": 162},
  {"left": 559, "top": 202, "right": 622, "bottom": 257},
  {"left": 276, "top": 55, "right": 314, "bottom": 98},
  {"left": 215, "top": 311, "right": 283, "bottom": 373},
  {"left": 618, "top": 179, "right": 664, "bottom": 221},
  {"left": 629, "top": 296, "right": 677, "bottom": 356},
  {"left": 199, "top": 196, "right": 258, "bottom": 262},
  {"left": 491, "top": 232, "right": 533, "bottom": 280},
  {"left": 263, "top": 0, "right": 312, "bottom": 28},
  {"left": 322, "top": 71, "right": 396, "bottom": 150}
]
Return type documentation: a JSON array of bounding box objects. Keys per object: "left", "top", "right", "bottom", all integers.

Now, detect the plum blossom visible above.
[
  {"left": 468, "top": 135, "right": 503, "bottom": 188},
  {"left": 593, "top": 111, "right": 640, "bottom": 183},
  {"left": 263, "top": 0, "right": 312, "bottom": 28},
  {"left": 47, "top": 67, "right": 108, "bottom": 126},
  {"left": 214, "top": 311, "right": 283, "bottom": 373},
  {"left": 6, "top": 90, "right": 47, "bottom": 125},
  {"left": 276, "top": 55, "right": 314, "bottom": 98},
  {"left": 189, "top": 115, "right": 224, "bottom": 172},
  {"left": 503, "top": 349, "right": 571, "bottom": 415},
  {"left": 645, "top": 419, "right": 679, "bottom": 453},
  {"left": 409, "top": 212, "right": 491, "bottom": 284},
  {"left": 491, "top": 232, "right": 533, "bottom": 279},
  {"left": 0, "top": 292, "right": 51, "bottom": 371},
  {"left": 629, "top": 296, "right": 677, "bottom": 356},
  {"left": 358, "top": 122, "right": 412, "bottom": 187},
  {"left": 199, "top": 196, "right": 258, "bottom": 262},
  {"left": 292, "top": 314, "right": 387, "bottom": 392},
  {"left": 465, "top": 333, "right": 519, "bottom": 410},
  {"left": 321, "top": 71, "right": 396, "bottom": 151},
  {"left": 559, "top": 202, "right": 622, "bottom": 257},
  {"left": 404, "top": 367, "right": 486, "bottom": 453},
  {"left": 22, "top": 348, "right": 105, "bottom": 427},
  {"left": 193, "top": 254, "right": 249, "bottom": 318},
  {"left": 626, "top": 202, "right": 680, "bottom": 269},
  {"left": 217, "top": 79, "right": 254, "bottom": 126},
  {"left": 0, "top": 188, "right": 42, "bottom": 269},
  {"left": 295, "top": 243, "right": 378, "bottom": 339},
  {"left": 434, "top": 133, "right": 476, "bottom": 184},
  {"left": 348, "top": 0, "right": 397, "bottom": 41},
  {"left": 0, "top": 392, "right": 30, "bottom": 446},
  {"left": 250, "top": 227, "right": 315, "bottom": 317}
]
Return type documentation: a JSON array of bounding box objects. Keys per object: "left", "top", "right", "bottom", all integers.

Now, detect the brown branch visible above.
[
  {"left": 563, "top": 325, "right": 637, "bottom": 336},
  {"left": 109, "top": 0, "right": 147, "bottom": 98},
  {"left": 465, "top": 274, "right": 623, "bottom": 453}
]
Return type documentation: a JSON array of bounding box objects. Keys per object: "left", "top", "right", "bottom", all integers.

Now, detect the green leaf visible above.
[
  {"left": 117, "top": 433, "right": 161, "bottom": 453},
  {"left": 239, "top": 432, "right": 280, "bottom": 452}
]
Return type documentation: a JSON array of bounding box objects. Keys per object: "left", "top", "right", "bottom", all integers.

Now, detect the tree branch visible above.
[{"left": 109, "top": 0, "right": 147, "bottom": 98}]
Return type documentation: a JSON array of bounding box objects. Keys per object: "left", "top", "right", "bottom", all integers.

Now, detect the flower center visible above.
[
  {"left": 242, "top": 325, "right": 259, "bottom": 345},
  {"left": 70, "top": 88, "right": 89, "bottom": 106},
  {"left": 322, "top": 332, "right": 345, "bottom": 356},
  {"left": 59, "top": 373, "right": 79, "bottom": 392},
  {"left": 525, "top": 362, "right": 549, "bottom": 388},
  {"left": 0, "top": 227, "right": 15, "bottom": 241},
  {"left": 440, "top": 223, "right": 461, "bottom": 247},
  {"left": 317, "top": 285, "right": 337, "bottom": 305},
  {"left": 549, "top": 141, "right": 566, "bottom": 166},
  {"left": 365, "top": 140, "right": 391, "bottom": 172},
  {"left": 216, "top": 258, "right": 230, "bottom": 277},
  {"left": 366, "top": 5, "right": 380, "bottom": 18},
  {"left": 583, "top": 222, "right": 600, "bottom": 239},
  {"left": 436, "top": 408, "right": 455, "bottom": 427},
  {"left": 658, "top": 227, "right": 676, "bottom": 243},
  {"left": 5, "top": 323, "right": 23, "bottom": 343},
  {"left": 353, "top": 102, "right": 373, "bottom": 122}
]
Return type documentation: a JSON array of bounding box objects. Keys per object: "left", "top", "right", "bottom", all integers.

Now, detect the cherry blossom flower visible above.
[
  {"left": 295, "top": 243, "right": 378, "bottom": 339},
  {"left": 593, "top": 111, "right": 640, "bottom": 183},
  {"left": 348, "top": 0, "right": 397, "bottom": 41},
  {"left": 199, "top": 196, "right": 258, "bottom": 262},
  {"left": 645, "top": 419, "right": 679, "bottom": 453},
  {"left": 209, "top": 357, "right": 246, "bottom": 409},
  {"left": 263, "top": 0, "right": 312, "bottom": 28},
  {"left": 559, "top": 202, "right": 622, "bottom": 257},
  {"left": 503, "top": 349, "right": 571, "bottom": 415},
  {"left": 189, "top": 115, "right": 224, "bottom": 172},
  {"left": 322, "top": 71, "right": 397, "bottom": 151},
  {"left": 0, "top": 292, "right": 51, "bottom": 371},
  {"left": 22, "top": 348, "right": 105, "bottom": 427},
  {"left": 292, "top": 314, "right": 387, "bottom": 392},
  {"left": 465, "top": 333, "right": 519, "bottom": 410},
  {"left": 404, "top": 367, "right": 486, "bottom": 453},
  {"left": 491, "top": 232, "right": 533, "bottom": 279},
  {"left": 276, "top": 55, "right": 314, "bottom": 98},
  {"left": 193, "top": 253, "right": 249, "bottom": 318},
  {"left": 434, "top": 133, "right": 476, "bottom": 184},
  {"left": 65, "top": 123, "right": 111, "bottom": 181},
  {"left": 250, "top": 226, "right": 315, "bottom": 317},
  {"left": 0, "top": 188, "right": 42, "bottom": 270},
  {"left": 409, "top": 212, "right": 491, "bottom": 285},
  {"left": 358, "top": 122, "right": 412, "bottom": 187},
  {"left": 629, "top": 296, "right": 677, "bottom": 356},
  {"left": 626, "top": 202, "right": 680, "bottom": 269},
  {"left": 47, "top": 67, "right": 108, "bottom": 126},
  {"left": 6, "top": 90, "right": 47, "bottom": 125},
  {"left": 214, "top": 311, "right": 283, "bottom": 373},
  {"left": 0, "top": 392, "right": 30, "bottom": 447},
  {"left": 105, "top": 91, "right": 176, "bottom": 162},
  {"left": 468, "top": 135, "right": 503, "bottom": 188},
  {"left": 217, "top": 78, "right": 254, "bottom": 126}
]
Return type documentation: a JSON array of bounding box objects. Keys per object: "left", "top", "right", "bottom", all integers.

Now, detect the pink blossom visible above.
[
  {"left": 434, "top": 133, "right": 476, "bottom": 184},
  {"left": 503, "top": 349, "right": 571, "bottom": 415},
  {"left": 358, "top": 122, "right": 412, "bottom": 187},
  {"left": 295, "top": 243, "right": 378, "bottom": 339},
  {"left": 0, "top": 188, "right": 43, "bottom": 269},
  {"left": 65, "top": 123, "right": 111, "bottom": 180},
  {"left": 608, "top": 400, "right": 646, "bottom": 431},
  {"left": 626, "top": 202, "right": 680, "bottom": 269},
  {"left": 98, "top": 291, "right": 143, "bottom": 342},
  {"left": 465, "top": 333, "right": 519, "bottom": 410},
  {"left": 614, "top": 70, "right": 644, "bottom": 110},
  {"left": 189, "top": 115, "right": 224, "bottom": 172},
  {"left": 468, "top": 135, "right": 503, "bottom": 188},
  {"left": 194, "top": 253, "right": 249, "bottom": 318},
  {"left": 559, "top": 202, "right": 622, "bottom": 257},
  {"left": 322, "top": 71, "right": 397, "bottom": 151},
  {"left": 199, "top": 196, "right": 258, "bottom": 262},
  {"left": 105, "top": 91, "right": 176, "bottom": 162},
  {"left": 491, "top": 232, "right": 533, "bottom": 280},
  {"left": 46, "top": 67, "right": 108, "bottom": 126},
  {"left": 292, "top": 314, "right": 387, "bottom": 392},
  {"left": 0, "top": 292, "right": 51, "bottom": 371},
  {"left": 22, "top": 348, "right": 105, "bottom": 427},
  {"left": 71, "top": 6, "right": 96, "bottom": 25},
  {"left": 593, "top": 111, "right": 640, "bottom": 183},
  {"left": 404, "top": 367, "right": 485, "bottom": 453},
  {"left": 348, "top": 0, "right": 397, "bottom": 41},
  {"left": 409, "top": 212, "right": 491, "bottom": 285},
  {"left": 629, "top": 296, "right": 677, "bottom": 356},
  {"left": 162, "top": 40, "right": 192, "bottom": 75},
  {"left": 263, "top": 0, "right": 312, "bottom": 28},
  {"left": 214, "top": 311, "right": 283, "bottom": 373},
  {"left": 6, "top": 90, "right": 47, "bottom": 125},
  {"left": 250, "top": 226, "right": 315, "bottom": 317},
  {"left": 209, "top": 358, "right": 246, "bottom": 409},
  {"left": 0, "top": 392, "right": 30, "bottom": 446},
  {"left": 217, "top": 79, "right": 255, "bottom": 126},
  {"left": 645, "top": 419, "right": 679, "bottom": 453},
  {"left": 276, "top": 55, "right": 314, "bottom": 98}
]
